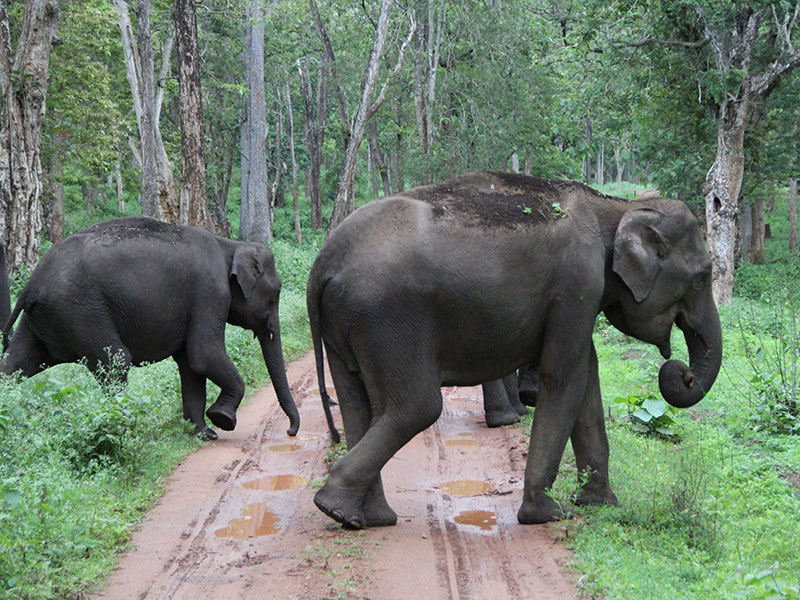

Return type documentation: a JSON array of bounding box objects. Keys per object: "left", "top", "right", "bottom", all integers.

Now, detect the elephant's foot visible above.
[
  {"left": 574, "top": 482, "right": 618, "bottom": 507},
  {"left": 518, "top": 389, "right": 537, "bottom": 407},
  {"left": 484, "top": 407, "right": 521, "bottom": 428},
  {"left": 363, "top": 489, "right": 398, "bottom": 527},
  {"left": 517, "top": 492, "right": 564, "bottom": 524},
  {"left": 192, "top": 425, "right": 218, "bottom": 441},
  {"left": 314, "top": 483, "right": 367, "bottom": 530},
  {"left": 206, "top": 401, "right": 237, "bottom": 431}
]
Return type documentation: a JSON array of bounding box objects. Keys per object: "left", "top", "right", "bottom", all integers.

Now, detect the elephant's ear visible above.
[
  {"left": 230, "top": 246, "right": 263, "bottom": 301},
  {"left": 612, "top": 208, "right": 670, "bottom": 302}
]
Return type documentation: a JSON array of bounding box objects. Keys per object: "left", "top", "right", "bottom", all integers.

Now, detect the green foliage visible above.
[
  {"left": 614, "top": 388, "right": 680, "bottom": 439},
  {"left": 738, "top": 301, "right": 800, "bottom": 435}
]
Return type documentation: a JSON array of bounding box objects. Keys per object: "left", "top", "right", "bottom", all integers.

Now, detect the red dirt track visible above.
[{"left": 93, "top": 351, "right": 578, "bottom": 600}]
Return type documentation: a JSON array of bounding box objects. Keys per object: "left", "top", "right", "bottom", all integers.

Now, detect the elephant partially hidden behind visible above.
[
  {"left": 308, "top": 171, "right": 722, "bottom": 528},
  {"left": 0, "top": 217, "right": 300, "bottom": 440}
]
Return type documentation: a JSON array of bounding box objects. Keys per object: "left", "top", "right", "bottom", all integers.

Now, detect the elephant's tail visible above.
[{"left": 307, "top": 270, "right": 341, "bottom": 445}]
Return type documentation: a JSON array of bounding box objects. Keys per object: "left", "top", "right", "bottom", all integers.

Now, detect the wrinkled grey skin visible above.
[
  {"left": 307, "top": 172, "right": 722, "bottom": 528},
  {"left": 1, "top": 217, "right": 300, "bottom": 440}
]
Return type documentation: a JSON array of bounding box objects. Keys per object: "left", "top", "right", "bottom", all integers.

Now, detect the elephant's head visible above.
[
  {"left": 604, "top": 201, "right": 722, "bottom": 409},
  {"left": 228, "top": 242, "right": 300, "bottom": 436}
]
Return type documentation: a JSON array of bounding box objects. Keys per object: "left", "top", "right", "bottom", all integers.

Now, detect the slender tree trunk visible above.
[
  {"left": 241, "top": 1, "right": 270, "bottom": 242},
  {"left": 270, "top": 87, "right": 284, "bottom": 212},
  {"left": 113, "top": 161, "right": 124, "bottom": 212},
  {"left": 595, "top": 142, "right": 604, "bottom": 187},
  {"left": 524, "top": 152, "right": 532, "bottom": 176},
  {"left": 174, "top": 0, "right": 210, "bottom": 228},
  {"left": 44, "top": 137, "right": 64, "bottom": 242},
  {"left": 0, "top": 0, "right": 61, "bottom": 273},
  {"left": 789, "top": 177, "right": 798, "bottom": 252},
  {"left": 750, "top": 200, "right": 765, "bottom": 265},
  {"left": 298, "top": 58, "right": 326, "bottom": 230},
  {"left": 614, "top": 146, "right": 625, "bottom": 194},
  {"left": 391, "top": 98, "right": 405, "bottom": 193},
  {"left": 368, "top": 119, "right": 390, "bottom": 196},
  {"left": 284, "top": 83, "right": 301, "bottom": 244},
  {"left": 317, "top": 0, "right": 415, "bottom": 231}
]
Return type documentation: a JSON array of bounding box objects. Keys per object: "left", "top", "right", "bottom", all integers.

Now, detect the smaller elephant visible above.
[
  {"left": 481, "top": 372, "right": 529, "bottom": 427},
  {"left": 1, "top": 217, "right": 300, "bottom": 440}
]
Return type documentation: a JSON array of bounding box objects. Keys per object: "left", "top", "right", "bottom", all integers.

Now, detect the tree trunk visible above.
[
  {"left": 595, "top": 142, "right": 604, "bottom": 187},
  {"left": 284, "top": 83, "right": 301, "bottom": 244},
  {"left": 298, "top": 58, "right": 326, "bottom": 230},
  {"left": 321, "top": 0, "right": 415, "bottom": 231},
  {"left": 789, "top": 177, "right": 798, "bottom": 252},
  {"left": 368, "top": 119, "right": 390, "bottom": 197},
  {"left": 614, "top": 146, "right": 624, "bottom": 194},
  {"left": 704, "top": 99, "right": 747, "bottom": 305},
  {"left": 738, "top": 200, "right": 752, "bottom": 263},
  {"left": 241, "top": 1, "right": 271, "bottom": 243},
  {"left": 270, "top": 86, "right": 284, "bottom": 212},
  {"left": 524, "top": 152, "right": 532, "bottom": 176},
  {"left": 44, "top": 138, "right": 64, "bottom": 242},
  {"left": 391, "top": 99, "right": 405, "bottom": 193},
  {"left": 0, "top": 0, "right": 61, "bottom": 273},
  {"left": 750, "top": 200, "right": 765, "bottom": 265},
  {"left": 115, "top": 0, "right": 179, "bottom": 222},
  {"left": 174, "top": 0, "right": 210, "bottom": 228},
  {"left": 112, "top": 161, "right": 124, "bottom": 212}
]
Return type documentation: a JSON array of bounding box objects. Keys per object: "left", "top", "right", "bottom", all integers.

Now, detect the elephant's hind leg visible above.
[
  {"left": 315, "top": 356, "right": 443, "bottom": 529},
  {"left": 323, "top": 348, "right": 397, "bottom": 527},
  {"left": 0, "top": 317, "right": 55, "bottom": 377}
]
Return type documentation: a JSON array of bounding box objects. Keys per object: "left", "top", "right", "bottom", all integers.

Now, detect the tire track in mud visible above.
[{"left": 94, "top": 352, "right": 578, "bottom": 600}]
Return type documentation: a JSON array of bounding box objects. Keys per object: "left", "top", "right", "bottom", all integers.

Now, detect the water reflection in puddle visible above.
[
  {"left": 268, "top": 443, "right": 303, "bottom": 452},
  {"left": 214, "top": 502, "right": 279, "bottom": 538},
  {"left": 454, "top": 510, "right": 497, "bottom": 531},
  {"left": 243, "top": 474, "right": 308, "bottom": 491},
  {"left": 438, "top": 480, "right": 493, "bottom": 496},
  {"left": 445, "top": 438, "right": 479, "bottom": 447}
]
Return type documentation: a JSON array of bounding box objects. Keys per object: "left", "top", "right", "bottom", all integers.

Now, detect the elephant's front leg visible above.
[
  {"left": 570, "top": 343, "right": 618, "bottom": 507},
  {"left": 518, "top": 344, "right": 591, "bottom": 524}
]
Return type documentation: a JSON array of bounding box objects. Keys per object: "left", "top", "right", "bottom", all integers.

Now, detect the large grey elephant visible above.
[
  {"left": 307, "top": 171, "right": 721, "bottom": 528},
  {"left": 0, "top": 217, "right": 299, "bottom": 440}
]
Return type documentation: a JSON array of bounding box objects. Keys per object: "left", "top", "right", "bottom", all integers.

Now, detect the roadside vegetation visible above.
[{"left": 1, "top": 185, "right": 799, "bottom": 598}]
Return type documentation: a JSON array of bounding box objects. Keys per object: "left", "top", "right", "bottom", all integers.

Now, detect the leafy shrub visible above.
[
  {"left": 738, "top": 300, "right": 800, "bottom": 435},
  {"left": 613, "top": 387, "right": 680, "bottom": 439}
]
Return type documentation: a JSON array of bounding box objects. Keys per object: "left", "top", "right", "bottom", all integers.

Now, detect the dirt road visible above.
[{"left": 94, "top": 352, "right": 578, "bottom": 600}]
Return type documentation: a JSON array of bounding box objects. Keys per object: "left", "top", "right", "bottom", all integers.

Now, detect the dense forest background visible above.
[{"left": 2, "top": 0, "right": 799, "bottom": 302}]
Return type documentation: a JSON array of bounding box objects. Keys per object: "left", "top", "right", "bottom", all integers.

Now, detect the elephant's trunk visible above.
[
  {"left": 259, "top": 310, "right": 300, "bottom": 436},
  {"left": 658, "top": 291, "right": 722, "bottom": 409}
]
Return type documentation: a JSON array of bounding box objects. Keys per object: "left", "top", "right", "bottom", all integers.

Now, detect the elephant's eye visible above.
[{"left": 692, "top": 271, "right": 709, "bottom": 291}]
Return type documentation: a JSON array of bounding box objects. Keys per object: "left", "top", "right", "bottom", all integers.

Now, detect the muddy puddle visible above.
[
  {"left": 214, "top": 502, "right": 280, "bottom": 539},
  {"left": 454, "top": 510, "right": 498, "bottom": 531},
  {"left": 242, "top": 474, "right": 308, "bottom": 491},
  {"left": 438, "top": 480, "right": 493, "bottom": 496}
]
